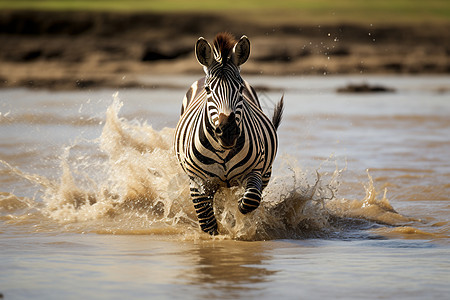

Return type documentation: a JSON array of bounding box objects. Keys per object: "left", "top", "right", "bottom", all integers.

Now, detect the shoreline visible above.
[{"left": 1, "top": 10, "right": 449, "bottom": 90}]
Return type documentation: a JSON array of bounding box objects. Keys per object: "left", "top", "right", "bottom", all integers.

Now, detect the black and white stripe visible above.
[{"left": 174, "top": 33, "right": 283, "bottom": 235}]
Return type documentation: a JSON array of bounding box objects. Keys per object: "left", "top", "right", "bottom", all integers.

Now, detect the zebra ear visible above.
[
  {"left": 195, "top": 37, "right": 214, "bottom": 67},
  {"left": 233, "top": 35, "right": 250, "bottom": 66}
]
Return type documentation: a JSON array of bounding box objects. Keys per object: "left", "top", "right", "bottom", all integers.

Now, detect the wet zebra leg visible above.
[
  {"left": 238, "top": 171, "right": 262, "bottom": 214},
  {"left": 189, "top": 179, "right": 218, "bottom": 235}
]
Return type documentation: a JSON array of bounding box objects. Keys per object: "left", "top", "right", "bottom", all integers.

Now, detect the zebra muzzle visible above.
[{"left": 215, "top": 112, "right": 240, "bottom": 148}]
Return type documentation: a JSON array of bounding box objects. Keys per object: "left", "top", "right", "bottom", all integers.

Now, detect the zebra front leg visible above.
[
  {"left": 189, "top": 179, "right": 218, "bottom": 235},
  {"left": 238, "top": 170, "right": 262, "bottom": 214}
]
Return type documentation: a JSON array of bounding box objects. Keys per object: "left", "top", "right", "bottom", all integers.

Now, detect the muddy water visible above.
[{"left": 1, "top": 75, "right": 449, "bottom": 299}]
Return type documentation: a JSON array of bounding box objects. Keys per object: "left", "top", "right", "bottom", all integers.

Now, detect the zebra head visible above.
[{"left": 195, "top": 33, "right": 250, "bottom": 149}]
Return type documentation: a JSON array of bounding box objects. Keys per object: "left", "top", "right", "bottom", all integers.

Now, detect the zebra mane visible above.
[{"left": 213, "top": 32, "right": 236, "bottom": 64}]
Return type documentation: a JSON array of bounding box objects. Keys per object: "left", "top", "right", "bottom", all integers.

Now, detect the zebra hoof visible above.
[
  {"left": 203, "top": 227, "right": 218, "bottom": 235},
  {"left": 238, "top": 188, "right": 261, "bottom": 214},
  {"left": 238, "top": 200, "right": 252, "bottom": 214},
  {"left": 200, "top": 223, "right": 218, "bottom": 235},
  {"left": 209, "top": 228, "right": 219, "bottom": 236}
]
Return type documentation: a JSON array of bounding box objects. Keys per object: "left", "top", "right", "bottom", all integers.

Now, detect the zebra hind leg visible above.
[
  {"left": 190, "top": 179, "right": 218, "bottom": 235},
  {"left": 238, "top": 171, "right": 263, "bottom": 214}
]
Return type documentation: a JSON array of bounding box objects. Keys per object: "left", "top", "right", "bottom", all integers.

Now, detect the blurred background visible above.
[{"left": 0, "top": 0, "right": 449, "bottom": 89}]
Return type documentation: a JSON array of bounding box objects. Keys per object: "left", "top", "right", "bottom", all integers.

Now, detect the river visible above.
[{"left": 1, "top": 75, "right": 449, "bottom": 299}]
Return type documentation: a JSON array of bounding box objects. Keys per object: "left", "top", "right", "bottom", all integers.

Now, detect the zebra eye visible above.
[{"left": 205, "top": 86, "right": 211, "bottom": 94}]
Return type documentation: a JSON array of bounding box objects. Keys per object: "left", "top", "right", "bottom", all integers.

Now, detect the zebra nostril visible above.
[{"left": 215, "top": 127, "right": 223, "bottom": 136}]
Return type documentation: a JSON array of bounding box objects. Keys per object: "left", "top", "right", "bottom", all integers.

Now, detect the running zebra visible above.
[{"left": 174, "top": 33, "right": 283, "bottom": 235}]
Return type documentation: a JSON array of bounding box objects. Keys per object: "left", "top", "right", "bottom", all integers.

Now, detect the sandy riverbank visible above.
[{"left": 1, "top": 10, "right": 449, "bottom": 90}]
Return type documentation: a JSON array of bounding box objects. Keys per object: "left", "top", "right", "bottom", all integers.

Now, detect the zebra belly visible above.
[
  {"left": 182, "top": 141, "right": 267, "bottom": 188},
  {"left": 186, "top": 160, "right": 259, "bottom": 188}
]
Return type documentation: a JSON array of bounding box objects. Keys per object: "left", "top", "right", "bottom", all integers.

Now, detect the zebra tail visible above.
[{"left": 272, "top": 94, "right": 284, "bottom": 130}]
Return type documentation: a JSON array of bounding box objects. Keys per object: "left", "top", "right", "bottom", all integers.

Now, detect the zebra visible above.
[{"left": 174, "top": 32, "right": 283, "bottom": 235}]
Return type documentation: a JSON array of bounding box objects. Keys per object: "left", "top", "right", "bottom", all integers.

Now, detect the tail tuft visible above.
[{"left": 272, "top": 95, "right": 284, "bottom": 130}]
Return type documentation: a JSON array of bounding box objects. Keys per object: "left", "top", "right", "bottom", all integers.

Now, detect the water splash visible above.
[{"left": 1, "top": 93, "right": 413, "bottom": 240}]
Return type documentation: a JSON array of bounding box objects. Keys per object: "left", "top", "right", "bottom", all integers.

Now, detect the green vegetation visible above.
[{"left": 1, "top": 0, "right": 449, "bottom": 24}]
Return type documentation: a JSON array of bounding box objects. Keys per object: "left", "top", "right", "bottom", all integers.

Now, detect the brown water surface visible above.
[{"left": 1, "top": 76, "right": 449, "bottom": 299}]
